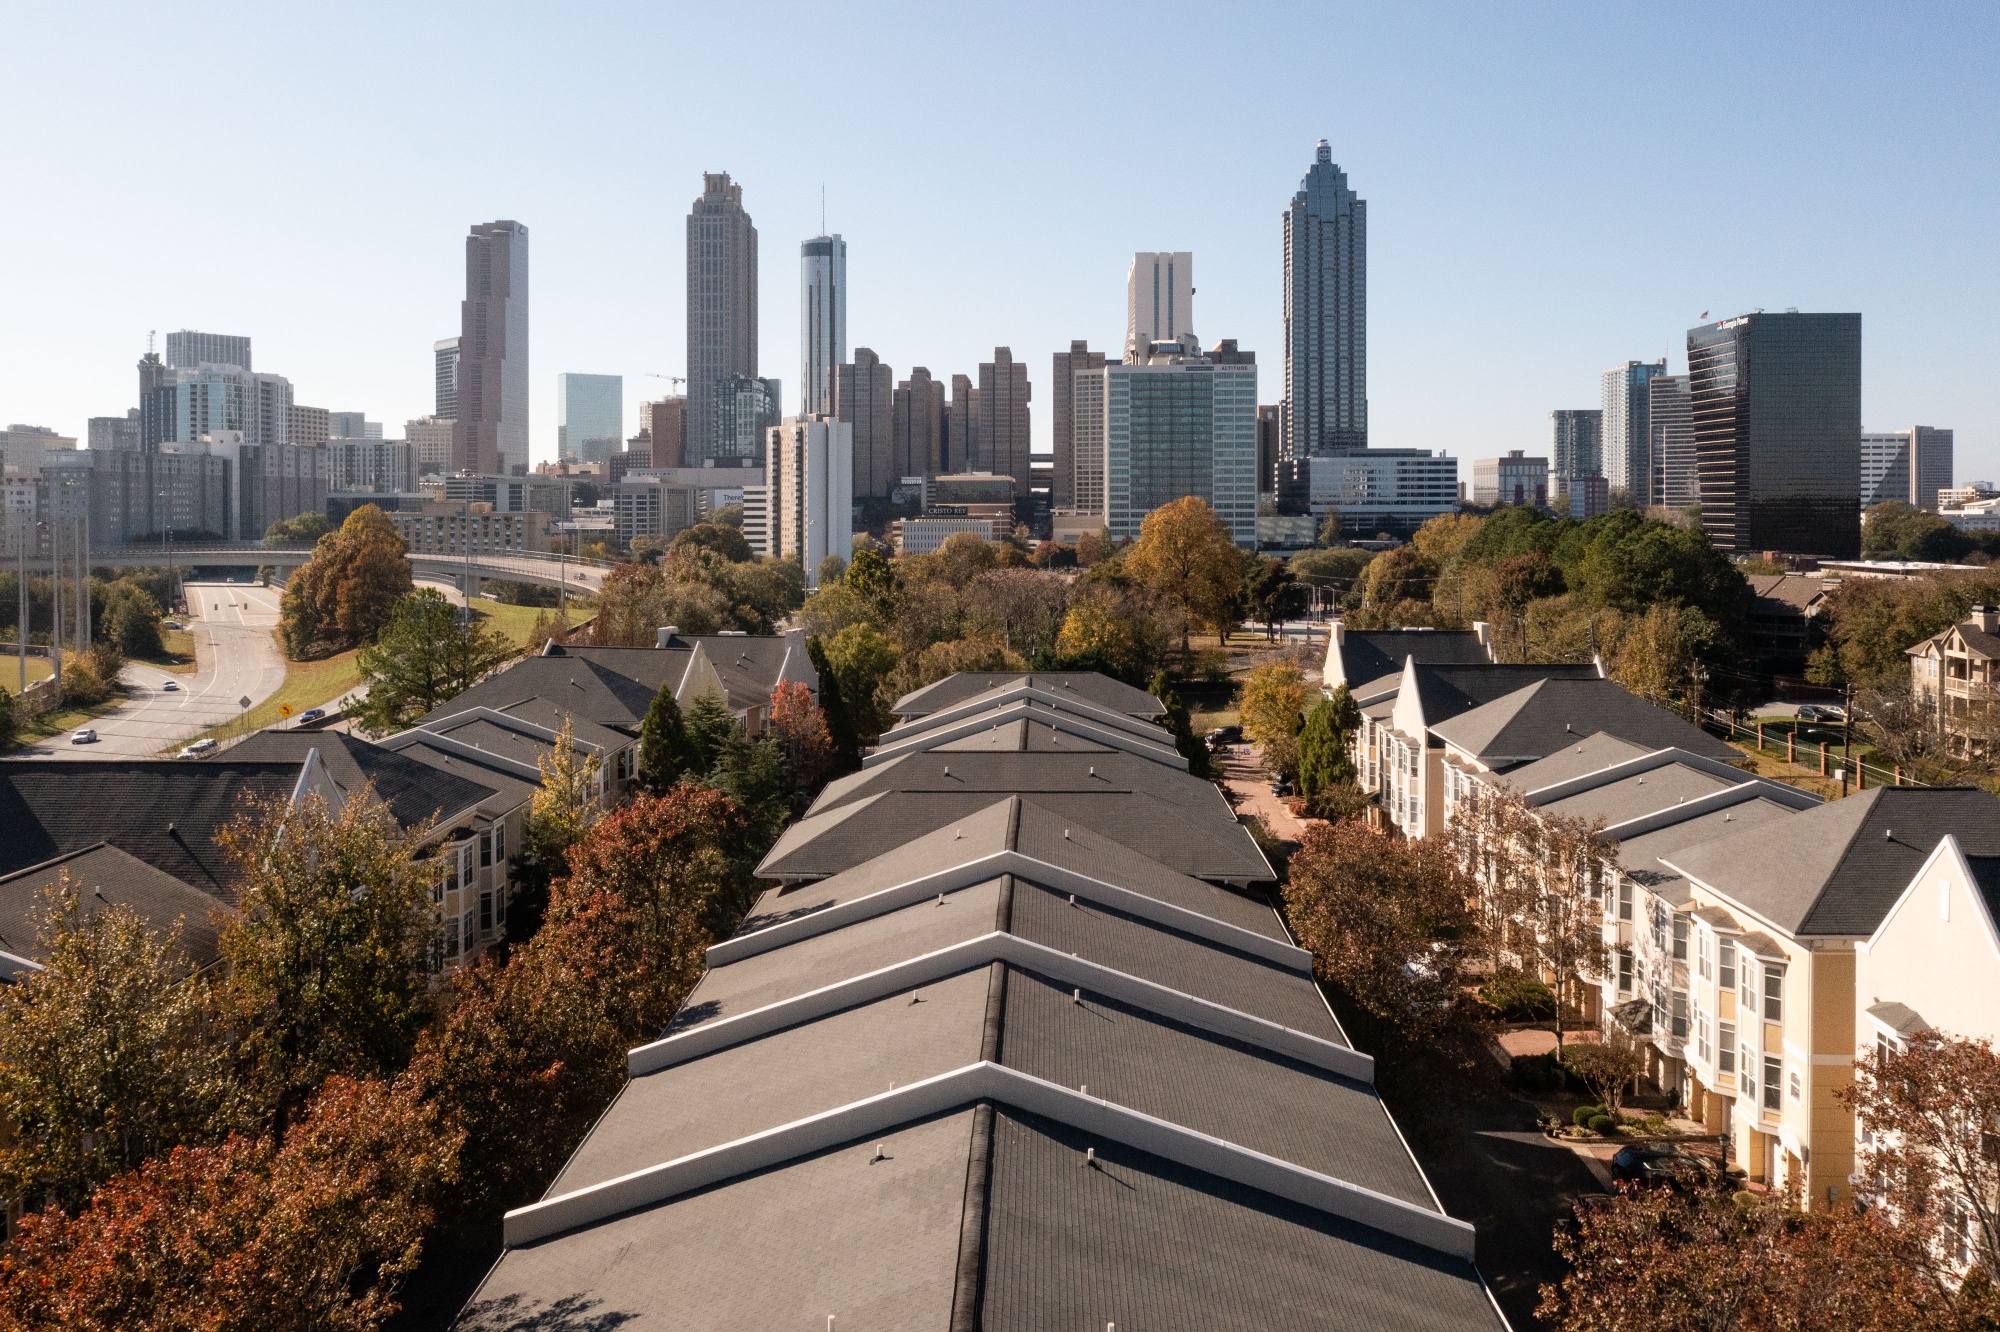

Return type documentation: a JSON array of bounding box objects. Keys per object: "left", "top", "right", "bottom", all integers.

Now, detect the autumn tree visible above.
[
  {"left": 768, "top": 680, "right": 834, "bottom": 794},
  {"left": 1239, "top": 659, "right": 1311, "bottom": 782},
  {"left": 964, "top": 567, "right": 1071, "bottom": 658},
  {"left": 0, "top": 880, "right": 243, "bottom": 1213},
  {"left": 0, "top": 1074, "right": 458, "bottom": 1332},
  {"left": 1283, "top": 819, "right": 1481, "bottom": 1042},
  {"left": 1124, "top": 496, "right": 1244, "bottom": 652},
  {"left": 216, "top": 791, "right": 436, "bottom": 1126},
  {"left": 1050, "top": 585, "right": 1169, "bottom": 683},
  {"left": 1538, "top": 1184, "right": 1976, "bottom": 1332},
  {"left": 510, "top": 719, "right": 600, "bottom": 937},
  {"left": 1841, "top": 1030, "right": 2000, "bottom": 1286},
  {"left": 277, "top": 505, "right": 413, "bottom": 659},
  {"left": 351, "top": 589, "right": 517, "bottom": 736},
  {"left": 1562, "top": 1031, "right": 1649, "bottom": 1119},
  {"left": 1614, "top": 602, "right": 1715, "bottom": 714}
]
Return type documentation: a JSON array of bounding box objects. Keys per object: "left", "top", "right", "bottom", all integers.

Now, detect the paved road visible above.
[{"left": 17, "top": 581, "right": 287, "bottom": 759}]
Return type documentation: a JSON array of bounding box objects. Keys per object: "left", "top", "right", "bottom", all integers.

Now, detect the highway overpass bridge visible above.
[{"left": 72, "top": 545, "right": 612, "bottom": 594}]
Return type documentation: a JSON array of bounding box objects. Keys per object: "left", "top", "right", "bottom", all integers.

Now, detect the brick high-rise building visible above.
[
  {"left": 640, "top": 398, "right": 688, "bottom": 469},
  {"left": 975, "top": 347, "right": 1030, "bottom": 497},
  {"left": 834, "top": 347, "right": 893, "bottom": 499},
  {"left": 687, "top": 174, "right": 758, "bottom": 467},
  {"left": 453, "top": 220, "right": 530, "bottom": 475},
  {"left": 1051, "top": 340, "right": 1105, "bottom": 510},
  {"left": 891, "top": 368, "right": 944, "bottom": 479}
]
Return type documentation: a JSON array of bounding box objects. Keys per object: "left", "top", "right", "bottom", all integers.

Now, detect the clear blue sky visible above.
[{"left": 5, "top": 2, "right": 1996, "bottom": 480}]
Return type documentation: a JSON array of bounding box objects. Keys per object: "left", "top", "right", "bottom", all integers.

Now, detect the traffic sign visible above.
[{"left": 279, "top": 704, "right": 293, "bottom": 718}]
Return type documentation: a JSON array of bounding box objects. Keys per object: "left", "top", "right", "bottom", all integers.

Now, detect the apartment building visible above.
[{"left": 1908, "top": 605, "right": 2000, "bottom": 753}]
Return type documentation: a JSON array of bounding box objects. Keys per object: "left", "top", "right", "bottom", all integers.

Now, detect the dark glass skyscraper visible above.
[
  {"left": 454, "top": 220, "right": 530, "bottom": 475},
  {"left": 1283, "top": 140, "right": 1366, "bottom": 460},
  {"left": 1687, "top": 312, "right": 1860, "bottom": 557},
  {"left": 687, "top": 174, "right": 758, "bottom": 466}
]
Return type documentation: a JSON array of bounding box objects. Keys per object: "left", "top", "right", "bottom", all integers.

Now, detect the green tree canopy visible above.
[
  {"left": 636, "top": 684, "right": 696, "bottom": 792},
  {"left": 351, "top": 589, "right": 516, "bottom": 737},
  {"left": 277, "top": 505, "right": 413, "bottom": 659}
]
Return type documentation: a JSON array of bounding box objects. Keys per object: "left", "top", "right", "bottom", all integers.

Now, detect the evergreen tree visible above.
[
  {"left": 636, "top": 685, "right": 694, "bottom": 792},
  {"left": 681, "top": 692, "right": 738, "bottom": 777},
  {"left": 1297, "top": 685, "right": 1360, "bottom": 799},
  {"left": 1147, "top": 670, "right": 1210, "bottom": 778},
  {"left": 806, "top": 636, "right": 861, "bottom": 771}
]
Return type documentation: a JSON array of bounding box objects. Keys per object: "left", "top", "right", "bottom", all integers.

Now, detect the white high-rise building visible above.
[
  {"left": 165, "top": 330, "right": 252, "bottom": 372},
  {"left": 765, "top": 415, "right": 852, "bottom": 586},
  {"left": 1861, "top": 432, "right": 1912, "bottom": 509},
  {"left": 1125, "top": 252, "right": 1193, "bottom": 361},
  {"left": 800, "top": 235, "right": 846, "bottom": 416},
  {"left": 1601, "top": 359, "right": 1668, "bottom": 504}
]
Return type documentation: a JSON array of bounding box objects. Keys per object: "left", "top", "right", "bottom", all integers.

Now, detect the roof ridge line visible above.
[
  {"left": 636, "top": 931, "right": 1365, "bottom": 1084},
  {"left": 502, "top": 1062, "right": 1467, "bottom": 1257}
]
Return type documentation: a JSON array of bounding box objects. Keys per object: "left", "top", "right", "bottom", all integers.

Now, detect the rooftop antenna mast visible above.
[
  {"left": 147, "top": 329, "right": 156, "bottom": 354},
  {"left": 821, "top": 184, "right": 826, "bottom": 235}
]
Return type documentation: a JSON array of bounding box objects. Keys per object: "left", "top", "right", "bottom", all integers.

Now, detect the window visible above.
[
  {"left": 1698, "top": 933, "right": 1714, "bottom": 981},
  {"left": 1789, "top": 1067, "right": 1802, "bottom": 1102},
  {"left": 1618, "top": 949, "right": 1634, "bottom": 994},
  {"left": 1719, "top": 940, "right": 1737, "bottom": 991},
  {"left": 1697, "top": 1016, "right": 1712, "bottom": 1063},
  {"left": 1618, "top": 881, "right": 1634, "bottom": 922},
  {"left": 1763, "top": 1056, "right": 1782, "bottom": 1111},
  {"left": 495, "top": 886, "right": 507, "bottom": 925},
  {"left": 1741, "top": 1049, "right": 1756, "bottom": 1101},
  {"left": 480, "top": 890, "right": 493, "bottom": 932},
  {"left": 1740, "top": 959, "right": 1755, "bottom": 1011},
  {"left": 1719, "top": 1023, "right": 1737, "bottom": 1075},
  {"left": 462, "top": 909, "right": 476, "bottom": 956},
  {"left": 494, "top": 822, "right": 506, "bottom": 862},
  {"left": 1673, "top": 991, "right": 1689, "bottom": 1039},
  {"left": 480, "top": 831, "right": 493, "bottom": 868},
  {"left": 1763, "top": 965, "right": 1784, "bottom": 1022},
  {"left": 1652, "top": 901, "right": 1669, "bottom": 954},
  {"left": 445, "top": 915, "right": 461, "bottom": 959},
  {"left": 1673, "top": 916, "right": 1689, "bottom": 962}
]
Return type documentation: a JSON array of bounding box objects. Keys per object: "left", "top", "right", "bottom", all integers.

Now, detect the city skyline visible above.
[{"left": 2, "top": 6, "right": 1994, "bottom": 479}]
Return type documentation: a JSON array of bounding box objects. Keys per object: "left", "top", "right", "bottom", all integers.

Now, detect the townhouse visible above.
[
  {"left": 1909, "top": 604, "right": 2000, "bottom": 753},
  {"left": 459, "top": 670, "right": 1511, "bottom": 1329}
]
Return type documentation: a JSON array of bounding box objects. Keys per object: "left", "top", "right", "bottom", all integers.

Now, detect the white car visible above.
[
  {"left": 178, "top": 738, "right": 218, "bottom": 758},
  {"left": 70, "top": 728, "right": 98, "bottom": 745},
  {"left": 161, "top": 680, "right": 180, "bottom": 691}
]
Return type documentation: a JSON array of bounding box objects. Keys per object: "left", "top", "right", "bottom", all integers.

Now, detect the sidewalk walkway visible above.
[{"left": 1216, "top": 743, "right": 1309, "bottom": 840}]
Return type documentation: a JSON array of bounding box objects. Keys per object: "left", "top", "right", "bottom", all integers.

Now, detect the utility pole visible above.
[
  {"left": 48, "top": 510, "right": 60, "bottom": 699},
  {"left": 15, "top": 516, "right": 26, "bottom": 692}
]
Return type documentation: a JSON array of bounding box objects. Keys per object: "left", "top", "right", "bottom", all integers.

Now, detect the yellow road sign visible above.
[{"left": 279, "top": 704, "right": 293, "bottom": 718}]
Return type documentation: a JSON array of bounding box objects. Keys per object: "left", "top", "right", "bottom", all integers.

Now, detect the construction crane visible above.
[{"left": 644, "top": 372, "right": 686, "bottom": 392}]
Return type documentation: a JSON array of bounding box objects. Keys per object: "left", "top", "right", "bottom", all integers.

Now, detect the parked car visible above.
[
  {"left": 1269, "top": 777, "right": 1294, "bottom": 797},
  {"left": 162, "top": 619, "right": 183, "bottom": 630},
  {"left": 178, "top": 738, "right": 218, "bottom": 758},
  {"left": 161, "top": 680, "right": 179, "bottom": 691},
  {"left": 1795, "top": 704, "right": 1847, "bottom": 723},
  {"left": 1610, "top": 1144, "right": 1717, "bottom": 1189},
  {"left": 1206, "top": 725, "right": 1242, "bottom": 749},
  {"left": 70, "top": 728, "right": 98, "bottom": 745},
  {"left": 296, "top": 708, "right": 326, "bottom": 725}
]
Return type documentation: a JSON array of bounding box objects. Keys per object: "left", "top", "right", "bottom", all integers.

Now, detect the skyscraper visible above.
[
  {"left": 1860, "top": 432, "right": 1911, "bottom": 509},
  {"left": 1074, "top": 338, "right": 1257, "bottom": 545},
  {"left": 165, "top": 330, "right": 252, "bottom": 372},
  {"left": 434, "top": 337, "right": 460, "bottom": 419},
  {"left": 1688, "top": 311, "right": 1861, "bottom": 557},
  {"left": 975, "top": 348, "right": 1030, "bottom": 497},
  {"left": 946, "top": 374, "right": 977, "bottom": 476},
  {"left": 765, "top": 416, "right": 853, "bottom": 587},
  {"left": 1283, "top": 140, "right": 1367, "bottom": 459},
  {"left": 453, "top": 220, "right": 530, "bottom": 475},
  {"left": 1125, "top": 253, "right": 1194, "bottom": 360},
  {"left": 687, "top": 173, "right": 758, "bottom": 467},
  {"left": 1256, "top": 405, "right": 1281, "bottom": 498},
  {"left": 1601, "top": 359, "right": 1669, "bottom": 504},
  {"left": 834, "top": 347, "right": 893, "bottom": 499},
  {"left": 1648, "top": 375, "right": 1696, "bottom": 508},
  {"left": 891, "top": 368, "right": 944, "bottom": 479},
  {"left": 800, "top": 235, "right": 846, "bottom": 416},
  {"left": 1051, "top": 340, "right": 1105, "bottom": 510},
  {"left": 715, "top": 376, "right": 780, "bottom": 465},
  {"left": 1551, "top": 409, "right": 1603, "bottom": 494},
  {"left": 1911, "top": 426, "right": 1954, "bottom": 510},
  {"left": 557, "top": 374, "right": 623, "bottom": 463},
  {"left": 640, "top": 398, "right": 688, "bottom": 469}
]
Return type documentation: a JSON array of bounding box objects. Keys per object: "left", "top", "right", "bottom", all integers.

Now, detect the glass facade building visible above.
[
  {"left": 557, "top": 373, "right": 624, "bottom": 463},
  {"left": 1688, "top": 312, "right": 1860, "bottom": 557},
  {"left": 1283, "top": 141, "right": 1367, "bottom": 460},
  {"left": 714, "top": 376, "right": 781, "bottom": 465},
  {"left": 1091, "top": 342, "right": 1256, "bottom": 545},
  {"left": 1602, "top": 359, "right": 1669, "bottom": 504},
  {"left": 1550, "top": 409, "right": 1603, "bottom": 495}
]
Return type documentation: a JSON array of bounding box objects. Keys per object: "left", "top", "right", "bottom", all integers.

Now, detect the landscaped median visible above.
[{"left": 172, "top": 649, "right": 362, "bottom": 753}]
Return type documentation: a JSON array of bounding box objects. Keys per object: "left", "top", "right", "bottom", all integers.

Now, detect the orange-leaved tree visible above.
[{"left": 1124, "top": 495, "right": 1244, "bottom": 652}]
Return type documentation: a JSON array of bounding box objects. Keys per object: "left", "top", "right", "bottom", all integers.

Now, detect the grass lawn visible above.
[
  {"left": 17, "top": 693, "right": 127, "bottom": 746},
  {"left": 140, "top": 626, "right": 200, "bottom": 673},
  {"left": 0, "top": 656, "right": 54, "bottom": 690},
  {"left": 471, "top": 599, "right": 589, "bottom": 651},
  {"left": 182, "top": 649, "right": 363, "bottom": 752}
]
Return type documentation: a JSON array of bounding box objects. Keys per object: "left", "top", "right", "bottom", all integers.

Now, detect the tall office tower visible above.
[
  {"left": 975, "top": 348, "right": 1031, "bottom": 496},
  {"left": 1860, "top": 432, "right": 1912, "bottom": 509},
  {"left": 640, "top": 398, "right": 688, "bottom": 469},
  {"left": 1070, "top": 364, "right": 1108, "bottom": 517},
  {"left": 834, "top": 347, "right": 893, "bottom": 499},
  {"left": 765, "top": 416, "right": 853, "bottom": 587},
  {"left": 407, "top": 416, "right": 454, "bottom": 475},
  {"left": 687, "top": 173, "right": 758, "bottom": 466},
  {"left": 165, "top": 330, "right": 252, "bottom": 372},
  {"left": 1911, "top": 426, "right": 1953, "bottom": 510},
  {"left": 557, "top": 373, "right": 624, "bottom": 463},
  {"left": 154, "top": 364, "right": 296, "bottom": 446},
  {"left": 138, "top": 350, "right": 172, "bottom": 449},
  {"left": 890, "top": 368, "right": 945, "bottom": 479},
  {"left": 1550, "top": 409, "right": 1603, "bottom": 495},
  {"left": 714, "top": 376, "right": 781, "bottom": 464},
  {"left": 1282, "top": 140, "right": 1367, "bottom": 460},
  {"left": 434, "top": 338, "right": 460, "bottom": 418},
  {"left": 454, "top": 220, "right": 530, "bottom": 475},
  {"left": 1074, "top": 338, "right": 1257, "bottom": 544},
  {"left": 800, "top": 235, "right": 846, "bottom": 416},
  {"left": 1688, "top": 311, "right": 1861, "bottom": 557},
  {"left": 1648, "top": 374, "right": 1696, "bottom": 508},
  {"left": 1125, "top": 253, "right": 1194, "bottom": 360},
  {"left": 946, "top": 374, "right": 978, "bottom": 474},
  {"left": 1256, "top": 405, "right": 1281, "bottom": 497},
  {"left": 1050, "top": 340, "right": 1105, "bottom": 509},
  {"left": 88, "top": 411, "right": 142, "bottom": 452},
  {"left": 1600, "top": 359, "right": 1668, "bottom": 504},
  {"left": 328, "top": 412, "right": 382, "bottom": 439}
]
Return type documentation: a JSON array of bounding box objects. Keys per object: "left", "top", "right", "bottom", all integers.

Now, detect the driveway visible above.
[
  {"left": 1217, "top": 742, "right": 1310, "bottom": 839},
  {"left": 19, "top": 581, "right": 287, "bottom": 758}
]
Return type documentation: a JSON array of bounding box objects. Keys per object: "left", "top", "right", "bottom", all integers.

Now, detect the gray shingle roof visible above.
[
  {"left": 1496, "top": 733, "right": 1655, "bottom": 792},
  {"left": 1432, "top": 678, "right": 1741, "bottom": 768},
  {"left": 1536, "top": 763, "right": 1738, "bottom": 826},
  {"left": 0, "top": 843, "right": 231, "bottom": 969},
  {"left": 892, "top": 672, "right": 1165, "bottom": 720},
  {"left": 1410, "top": 663, "right": 1603, "bottom": 732},
  {"left": 1662, "top": 787, "right": 2000, "bottom": 936},
  {"left": 1331, "top": 628, "right": 1494, "bottom": 686},
  {"left": 211, "top": 731, "right": 496, "bottom": 832}
]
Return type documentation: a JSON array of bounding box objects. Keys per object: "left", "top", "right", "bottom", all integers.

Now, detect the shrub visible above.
[
  {"left": 1574, "top": 1105, "right": 1604, "bottom": 1129},
  {"left": 1480, "top": 970, "right": 1557, "bottom": 1022},
  {"left": 1513, "top": 1053, "right": 1564, "bottom": 1093},
  {"left": 1588, "top": 1114, "right": 1615, "bottom": 1135}
]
